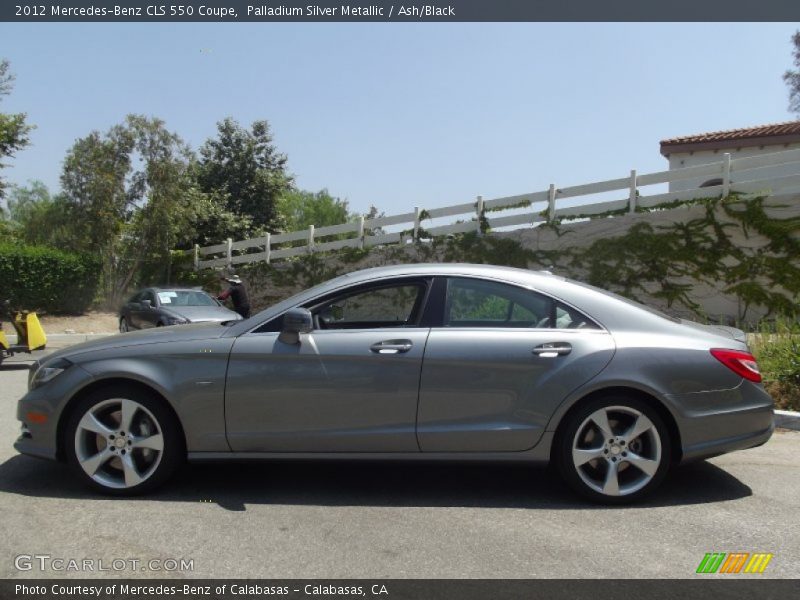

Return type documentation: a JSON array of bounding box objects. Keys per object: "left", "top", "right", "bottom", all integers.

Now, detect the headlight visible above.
[
  {"left": 164, "top": 316, "right": 189, "bottom": 325},
  {"left": 29, "top": 357, "right": 72, "bottom": 391}
]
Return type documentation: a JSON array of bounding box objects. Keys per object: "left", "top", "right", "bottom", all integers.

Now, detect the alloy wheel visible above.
[
  {"left": 73, "top": 398, "right": 164, "bottom": 490},
  {"left": 571, "top": 405, "right": 662, "bottom": 497}
]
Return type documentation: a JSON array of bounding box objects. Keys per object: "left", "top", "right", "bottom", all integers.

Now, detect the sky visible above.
[{"left": 1, "top": 22, "right": 799, "bottom": 219}]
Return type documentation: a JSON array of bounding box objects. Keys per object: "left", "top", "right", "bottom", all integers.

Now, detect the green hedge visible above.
[{"left": 0, "top": 243, "right": 101, "bottom": 314}]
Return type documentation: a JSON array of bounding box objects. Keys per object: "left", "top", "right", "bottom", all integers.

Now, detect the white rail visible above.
[{"left": 192, "top": 147, "right": 800, "bottom": 269}]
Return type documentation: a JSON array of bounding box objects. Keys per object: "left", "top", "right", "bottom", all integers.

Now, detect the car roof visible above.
[{"left": 148, "top": 287, "right": 209, "bottom": 293}]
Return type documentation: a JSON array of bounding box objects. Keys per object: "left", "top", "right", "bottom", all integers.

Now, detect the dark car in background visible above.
[{"left": 119, "top": 287, "right": 242, "bottom": 332}]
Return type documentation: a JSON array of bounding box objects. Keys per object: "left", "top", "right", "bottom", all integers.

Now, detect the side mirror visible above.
[
  {"left": 278, "top": 307, "right": 313, "bottom": 345},
  {"left": 141, "top": 300, "right": 153, "bottom": 310}
]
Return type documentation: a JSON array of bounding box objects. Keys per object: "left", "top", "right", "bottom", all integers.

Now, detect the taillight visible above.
[{"left": 710, "top": 348, "right": 762, "bottom": 383}]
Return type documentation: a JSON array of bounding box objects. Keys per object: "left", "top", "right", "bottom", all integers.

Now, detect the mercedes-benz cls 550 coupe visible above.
[{"left": 16, "top": 264, "right": 774, "bottom": 503}]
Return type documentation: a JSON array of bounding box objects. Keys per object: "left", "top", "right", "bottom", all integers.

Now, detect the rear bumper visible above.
[
  {"left": 669, "top": 381, "right": 775, "bottom": 463},
  {"left": 679, "top": 415, "right": 774, "bottom": 463}
]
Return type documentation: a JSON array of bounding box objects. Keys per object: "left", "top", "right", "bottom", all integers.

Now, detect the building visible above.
[{"left": 660, "top": 121, "right": 800, "bottom": 192}]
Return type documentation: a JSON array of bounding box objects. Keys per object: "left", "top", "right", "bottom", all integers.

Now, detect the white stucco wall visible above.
[
  {"left": 246, "top": 194, "right": 800, "bottom": 325},
  {"left": 666, "top": 142, "right": 800, "bottom": 193}
]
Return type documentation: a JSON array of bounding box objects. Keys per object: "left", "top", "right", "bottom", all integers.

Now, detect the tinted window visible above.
[
  {"left": 315, "top": 284, "right": 424, "bottom": 329},
  {"left": 445, "top": 278, "right": 599, "bottom": 329}
]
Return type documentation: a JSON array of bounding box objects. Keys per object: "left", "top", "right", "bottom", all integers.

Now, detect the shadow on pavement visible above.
[
  {"left": 0, "top": 454, "right": 752, "bottom": 511},
  {"left": 0, "top": 363, "right": 34, "bottom": 371}
]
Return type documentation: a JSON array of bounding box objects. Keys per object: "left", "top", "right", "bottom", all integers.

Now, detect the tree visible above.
[
  {"left": 784, "top": 31, "right": 800, "bottom": 116},
  {"left": 0, "top": 59, "right": 34, "bottom": 200},
  {"left": 60, "top": 127, "right": 133, "bottom": 255},
  {"left": 60, "top": 115, "right": 201, "bottom": 303},
  {"left": 277, "top": 189, "right": 353, "bottom": 232},
  {"left": 180, "top": 188, "right": 254, "bottom": 248},
  {"left": 195, "top": 118, "right": 293, "bottom": 232},
  {"left": 5, "top": 180, "right": 74, "bottom": 247}
]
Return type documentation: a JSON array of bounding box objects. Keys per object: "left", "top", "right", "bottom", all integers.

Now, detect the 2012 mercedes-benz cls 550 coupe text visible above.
[{"left": 16, "top": 264, "right": 774, "bottom": 503}]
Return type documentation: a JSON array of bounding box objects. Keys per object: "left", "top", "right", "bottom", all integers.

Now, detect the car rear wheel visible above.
[
  {"left": 556, "top": 396, "right": 671, "bottom": 504},
  {"left": 65, "top": 386, "right": 183, "bottom": 495}
]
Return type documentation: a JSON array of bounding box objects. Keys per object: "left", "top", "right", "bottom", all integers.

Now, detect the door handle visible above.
[
  {"left": 370, "top": 340, "right": 413, "bottom": 354},
  {"left": 532, "top": 342, "right": 572, "bottom": 357}
]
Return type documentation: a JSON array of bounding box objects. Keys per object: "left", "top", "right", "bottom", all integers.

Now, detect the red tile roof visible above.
[{"left": 660, "top": 121, "right": 800, "bottom": 155}]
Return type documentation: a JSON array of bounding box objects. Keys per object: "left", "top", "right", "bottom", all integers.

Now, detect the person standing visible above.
[{"left": 217, "top": 274, "right": 251, "bottom": 318}]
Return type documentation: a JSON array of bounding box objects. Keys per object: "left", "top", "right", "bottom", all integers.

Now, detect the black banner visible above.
[
  {"left": 1, "top": 0, "right": 800, "bottom": 22},
  {"left": 2, "top": 580, "right": 800, "bottom": 600}
]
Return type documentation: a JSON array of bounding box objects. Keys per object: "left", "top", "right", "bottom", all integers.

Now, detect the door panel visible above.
[
  {"left": 225, "top": 329, "right": 430, "bottom": 452},
  {"left": 134, "top": 291, "right": 158, "bottom": 329},
  {"left": 417, "top": 329, "right": 615, "bottom": 452},
  {"left": 129, "top": 303, "right": 145, "bottom": 329}
]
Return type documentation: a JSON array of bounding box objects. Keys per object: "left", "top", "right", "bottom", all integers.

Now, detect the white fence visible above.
[{"left": 192, "top": 147, "right": 800, "bottom": 270}]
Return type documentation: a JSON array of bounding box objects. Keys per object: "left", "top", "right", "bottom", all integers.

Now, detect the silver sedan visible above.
[{"left": 15, "top": 264, "right": 774, "bottom": 503}]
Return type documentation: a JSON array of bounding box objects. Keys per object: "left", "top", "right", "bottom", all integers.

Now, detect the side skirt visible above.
[{"left": 189, "top": 432, "right": 554, "bottom": 464}]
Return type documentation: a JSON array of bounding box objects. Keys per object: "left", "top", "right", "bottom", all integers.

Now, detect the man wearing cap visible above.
[{"left": 217, "top": 273, "right": 251, "bottom": 319}]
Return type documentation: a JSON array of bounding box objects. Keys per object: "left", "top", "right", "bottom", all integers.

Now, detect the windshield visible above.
[{"left": 157, "top": 290, "right": 218, "bottom": 307}]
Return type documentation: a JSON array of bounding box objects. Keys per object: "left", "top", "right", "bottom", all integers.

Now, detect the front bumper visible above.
[{"left": 15, "top": 363, "right": 94, "bottom": 462}]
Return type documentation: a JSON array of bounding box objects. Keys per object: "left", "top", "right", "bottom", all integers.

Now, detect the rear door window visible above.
[{"left": 444, "top": 277, "right": 599, "bottom": 329}]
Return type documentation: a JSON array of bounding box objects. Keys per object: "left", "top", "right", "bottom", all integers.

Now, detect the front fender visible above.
[{"left": 74, "top": 337, "right": 235, "bottom": 452}]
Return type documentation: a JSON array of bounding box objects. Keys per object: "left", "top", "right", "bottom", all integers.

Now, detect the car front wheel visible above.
[
  {"left": 65, "top": 387, "right": 183, "bottom": 495},
  {"left": 556, "top": 396, "right": 671, "bottom": 504}
]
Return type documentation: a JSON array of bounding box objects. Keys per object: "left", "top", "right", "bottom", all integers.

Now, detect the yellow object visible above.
[
  {"left": 23, "top": 313, "right": 47, "bottom": 351},
  {"left": 0, "top": 329, "right": 8, "bottom": 350}
]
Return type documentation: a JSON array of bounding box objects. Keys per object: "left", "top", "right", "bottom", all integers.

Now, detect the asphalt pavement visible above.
[{"left": 0, "top": 355, "right": 798, "bottom": 579}]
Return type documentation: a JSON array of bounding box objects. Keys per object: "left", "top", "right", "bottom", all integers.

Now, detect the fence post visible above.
[
  {"left": 264, "top": 232, "right": 271, "bottom": 264},
  {"left": 226, "top": 238, "right": 232, "bottom": 269},
  {"left": 628, "top": 169, "right": 637, "bottom": 214},
  {"left": 307, "top": 225, "right": 315, "bottom": 254},
  {"left": 547, "top": 184, "right": 556, "bottom": 222},
  {"left": 193, "top": 244, "right": 199, "bottom": 270},
  {"left": 475, "top": 195, "right": 484, "bottom": 235},
  {"left": 413, "top": 206, "right": 420, "bottom": 241},
  {"left": 357, "top": 216, "right": 365, "bottom": 249},
  {"left": 722, "top": 152, "right": 731, "bottom": 197}
]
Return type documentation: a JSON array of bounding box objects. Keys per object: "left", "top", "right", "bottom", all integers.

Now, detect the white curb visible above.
[
  {"left": 774, "top": 409, "right": 800, "bottom": 431},
  {"left": 6, "top": 333, "right": 114, "bottom": 344}
]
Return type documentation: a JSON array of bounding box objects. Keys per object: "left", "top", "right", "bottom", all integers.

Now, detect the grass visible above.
[{"left": 749, "top": 319, "right": 800, "bottom": 411}]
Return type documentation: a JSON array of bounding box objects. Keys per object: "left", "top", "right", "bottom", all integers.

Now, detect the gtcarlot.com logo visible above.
[
  {"left": 696, "top": 552, "right": 774, "bottom": 574},
  {"left": 14, "top": 554, "right": 194, "bottom": 572}
]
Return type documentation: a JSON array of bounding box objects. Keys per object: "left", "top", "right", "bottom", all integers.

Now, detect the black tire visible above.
[
  {"left": 64, "top": 385, "right": 184, "bottom": 496},
  {"left": 119, "top": 318, "right": 128, "bottom": 333},
  {"left": 555, "top": 395, "right": 671, "bottom": 504}
]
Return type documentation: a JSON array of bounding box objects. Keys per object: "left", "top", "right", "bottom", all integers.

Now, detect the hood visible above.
[
  {"left": 161, "top": 305, "right": 241, "bottom": 322},
  {"left": 43, "top": 322, "right": 230, "bottom": 364},
  {"left": 679, "top": 319, "right": 747, "bottom": 344}
]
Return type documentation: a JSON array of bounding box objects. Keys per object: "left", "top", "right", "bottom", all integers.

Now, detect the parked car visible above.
[
  {"left": 17, "top": 264, "right": 773, "bottom": 503},
  {"left": 119, "top": 287, "right": 241, "bottom": 332}
]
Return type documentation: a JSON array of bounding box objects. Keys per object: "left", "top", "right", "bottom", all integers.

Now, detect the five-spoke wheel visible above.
[
  {"left": 66, "top": 387, "right": 182, "bottom": 494},
  {"left": 557, "top": 397, "right": 671, "bottom": 503}
]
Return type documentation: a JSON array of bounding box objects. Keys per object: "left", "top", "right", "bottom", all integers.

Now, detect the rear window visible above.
[{"left": 572, "top": 280, "right": 680, "bottom": 323}]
